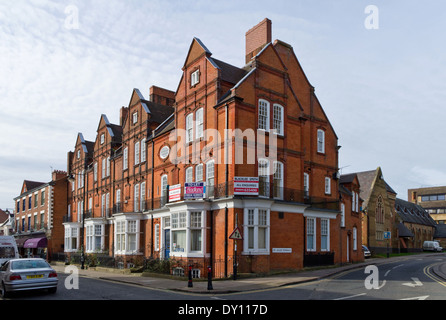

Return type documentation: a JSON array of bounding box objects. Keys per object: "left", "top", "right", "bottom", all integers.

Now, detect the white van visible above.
[
  {"left": 0, "top": 236, "right": 19, "bottom": 265},
  {"left": 423, "top": 241, "right": 443, "bottom": 252}
]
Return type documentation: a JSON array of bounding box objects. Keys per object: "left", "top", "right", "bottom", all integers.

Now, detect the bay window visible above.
[
  {"left": 86, "top": 223, "right": 104, "bottom": 253},
  {"left": 64, "top": 226, "right": 79, "bottom": 252},
  {"left": 171, "top": 212, "right": 187, "bottom": 253},
  {"left": 169, "top": 210, "right": 205, "bottom": 256},
  {"left": 115, "top": 218, "right": 140, "bottom": 255},
  {"left": 190, "top": 212, "right": 202, "bottom": 252}
]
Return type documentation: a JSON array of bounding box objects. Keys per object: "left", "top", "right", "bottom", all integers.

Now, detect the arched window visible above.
[{"left": 376, "top": 195, "right": 384, "bottom": 224}]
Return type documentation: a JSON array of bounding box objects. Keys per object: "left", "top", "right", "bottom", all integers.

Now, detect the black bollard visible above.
[
  {"left": 207, "top": 266, "right": 213, "bottom": 290},
  {"left": 188, "top": 265, "right": 193, "bottom": 288}
]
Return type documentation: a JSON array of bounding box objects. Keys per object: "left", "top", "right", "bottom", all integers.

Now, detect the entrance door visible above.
[{"left": 164, "top": 229, "right": 170, "bottom": 259}]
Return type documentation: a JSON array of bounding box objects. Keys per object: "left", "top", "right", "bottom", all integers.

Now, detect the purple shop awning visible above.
[{"left": 23, "top": 237, "right": 47, "bottom": 249}]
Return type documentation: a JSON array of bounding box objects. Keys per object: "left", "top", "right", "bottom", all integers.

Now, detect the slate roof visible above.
[
  {"left": 395, "top": 198, "right": 437, "bottom": 227},
  {"left": 353, "top": 168, "right": 397, "bottom": 208},
  {"left": 355, "top": 170, "right": 378, "bottom": 208},
  {"left": 397, "top": 222, "right": 414, "bottom": 238},
  {"left": 211, "top": 58, "right": 249, "bottom": 85},
  {"left": 339, "top": 173, "right": 357, "bottom": 184},
  {"left": 24, "top": 180, "right": 46, "bottom": 192},
  {"left": 142, "top": 99, "right": 174, "bottom": 125},
  {"left": 434, "top": 224, "right": 446, "bottom": 238}
]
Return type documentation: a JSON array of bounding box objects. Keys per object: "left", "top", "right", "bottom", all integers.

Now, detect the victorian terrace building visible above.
[{"left": 63, "top": 19, "right": 351, "bottom": 277}]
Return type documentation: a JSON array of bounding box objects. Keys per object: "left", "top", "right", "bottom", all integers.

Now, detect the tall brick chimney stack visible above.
[
  {"left": 245, "top": 18, "right": 272, "bottom": 64},
  {"left": 120, "top": 106, "right": 129, "bottom": 127},
  {"left": 149, "top": 86, "right": 175, "bottom": 107}
]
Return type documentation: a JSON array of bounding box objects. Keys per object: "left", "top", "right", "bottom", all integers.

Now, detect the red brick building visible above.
[
  {"left": 62, "top": 19, "right": 360, "bottom": 276},
  {"left": 13, "top": 171, "right": 68, "bottom": 260},
  {"left": 339, "top": 173, "right": 364, "bottom": 263}
]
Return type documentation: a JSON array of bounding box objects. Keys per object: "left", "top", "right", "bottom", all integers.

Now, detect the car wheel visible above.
[{"left": 1, "top": 282, "right": 8, "bottom": 299}]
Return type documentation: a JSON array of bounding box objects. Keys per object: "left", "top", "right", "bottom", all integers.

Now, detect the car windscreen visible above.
[
  {"left": 0, "top": 247, "right": 16, "bottom": 259},
  {"left": 11, "top": 260, "right": 49, "bottom": 270}
]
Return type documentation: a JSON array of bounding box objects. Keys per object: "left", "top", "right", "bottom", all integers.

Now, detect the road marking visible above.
[
  {"left": 400, "top": 295, "right": 429, "bottom": 300},
  {"left": 333, "top": 293, "right": 367, "bottom": 300},
  {"left": 402, "top": 278, "right": 423, "bottom": 288},
  {"left": 424, "top": 263, "right": 446, "bottom": 288}
]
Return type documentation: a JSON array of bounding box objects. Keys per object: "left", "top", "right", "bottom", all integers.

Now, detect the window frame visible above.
[
  {"left": 195, "top": 108, "right": 204, "bottom": 139},
  {"left": 243, "top": 207, "right": 270, "bottom": 254},
  {"left": 191, "top": 69, "right": 200, "bottom": 87},
  {"left": 258, "top": 99, "right": 270, "bottom": 131},
  {"left": 317, "top": 129, "right": 325, "bottom": 154},
  {"left": 306, "top": 217, "right": 316, "bottom": 252},
  {"left": 186, "top": 113, "right": 194, "bottom": 143},
  {"left": 325, "top": 177, "right": 331, "bottom": 195},
  {"left": 272, "top": 103, "right": 284, "bottom": 135},
  {"left": 320, "top": 219, "right": 330, "bottom": 252}
]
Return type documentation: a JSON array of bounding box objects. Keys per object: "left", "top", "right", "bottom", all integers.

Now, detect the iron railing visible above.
[{"left": 62, "top": 181, "right": 339, "bottom": 223}]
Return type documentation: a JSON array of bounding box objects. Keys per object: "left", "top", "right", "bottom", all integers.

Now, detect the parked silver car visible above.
[
  {"left": 0, "top": 258, "right": 58, "bottom": 298},
  {"left": 362, "top": 245, "right": 371, "bottom": 258}
]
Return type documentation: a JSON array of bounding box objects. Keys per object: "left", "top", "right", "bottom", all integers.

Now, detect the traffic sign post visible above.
[
  {"left": 229, "top": 214, "right": 243, "bottom": 281},
  {"left": 384, "top": 231, "right": 391, "bottom": 258}
]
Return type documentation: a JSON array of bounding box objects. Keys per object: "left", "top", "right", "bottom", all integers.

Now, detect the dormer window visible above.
[{"left": 191, "top": 69, "right": 200, "bottom": 87}]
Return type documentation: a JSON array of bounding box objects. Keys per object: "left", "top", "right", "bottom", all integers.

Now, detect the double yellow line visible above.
[{"left": 424, "top": 263, "right": 446, "bottom": 288}]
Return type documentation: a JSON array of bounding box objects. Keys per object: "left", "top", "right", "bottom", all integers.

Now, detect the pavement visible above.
[{"left": 50, "top": 253, "right": 446, "bottom": 295}]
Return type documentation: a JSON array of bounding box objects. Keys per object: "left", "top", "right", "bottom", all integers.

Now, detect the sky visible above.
[{"left": 1, "top": 0, "right": 446, "bottom": 210}]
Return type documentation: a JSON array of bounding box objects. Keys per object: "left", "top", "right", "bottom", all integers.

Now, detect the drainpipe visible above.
[
  {"left": 151, "top": 129, "right": 155, "bottom": 258},
  {"left": 224, "top": 103, "right": 229, "bottom": 278}
]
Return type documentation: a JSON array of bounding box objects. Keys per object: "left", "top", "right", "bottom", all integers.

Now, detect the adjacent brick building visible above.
[
  {"left": 13, "top": 171, "right": 68, "bottom": 259},
  {"left": 339, "top": 173, "right": 364, "bottom": 263},
  {"left": 60, "top": 18, "right": 363, "bottom": 276}
]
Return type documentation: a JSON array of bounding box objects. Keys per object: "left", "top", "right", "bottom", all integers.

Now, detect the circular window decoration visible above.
[{"left": 160, "top": 145, "right": 170, "bottom": 160}]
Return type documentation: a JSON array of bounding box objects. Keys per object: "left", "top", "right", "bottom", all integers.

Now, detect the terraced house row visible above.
[{"left": 13, "top": 19, "right": 365, "bottom": 278}]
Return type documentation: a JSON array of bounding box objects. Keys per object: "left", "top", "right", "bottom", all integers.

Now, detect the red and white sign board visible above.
[
  {"left": 233, "top": 177, "right": 259, "bottom": 196},
  {"left": 169, "top": 184, "right": 182, "bottom": 202}
]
